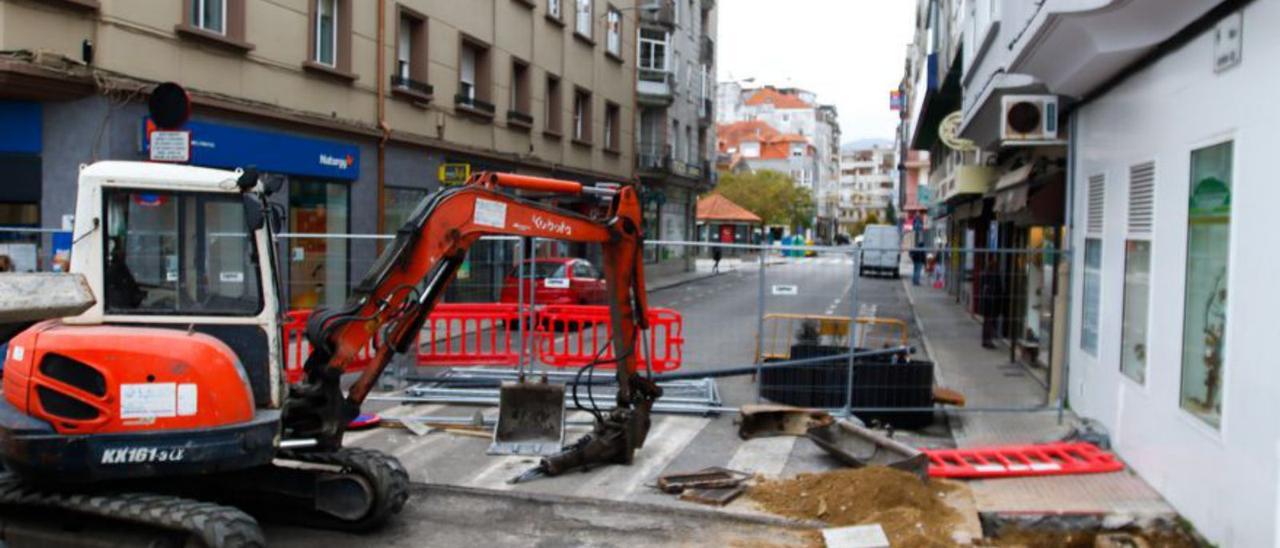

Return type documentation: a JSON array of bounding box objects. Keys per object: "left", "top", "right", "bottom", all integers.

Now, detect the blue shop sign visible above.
[
  {"left": 141, "top": 118, "right": 359, "bottom": 180},
  {"left": 0, "top": 101, "right": 41, "bottom": 154}
]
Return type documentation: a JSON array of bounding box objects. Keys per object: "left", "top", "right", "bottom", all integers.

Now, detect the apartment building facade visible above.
[
  {"left": 634, "top": 0, "right": 717, "bottom": 272},
  {"left": 0, "top": 0, "right": 637, "bottom": 306},
  {"left": 835, "top": 143, "right": 897, "bottom": 235},
  {"left": 717, "top": 84, "right": 840, "bottom": 241}
]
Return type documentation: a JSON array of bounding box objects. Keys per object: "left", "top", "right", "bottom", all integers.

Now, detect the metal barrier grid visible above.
[{"left": 3, "top": 222, "right": 1070, "bottom": 425}]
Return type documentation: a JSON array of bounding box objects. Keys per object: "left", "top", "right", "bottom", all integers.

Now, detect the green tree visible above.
[
  {"left": 884, "top": 202, "right": 898, "bottom": 226},
  {"left": 712, "top": 170, "right": 815, "bottom": 230}
]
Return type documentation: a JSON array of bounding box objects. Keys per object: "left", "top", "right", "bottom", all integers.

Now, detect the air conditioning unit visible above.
[{"left": 1000, "top": 95, "right": 1061, "bottom": 144}]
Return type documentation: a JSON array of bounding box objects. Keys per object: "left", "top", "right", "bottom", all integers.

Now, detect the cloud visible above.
[{"left": 716, "top": 0, "right": 915, "bottom": 142}]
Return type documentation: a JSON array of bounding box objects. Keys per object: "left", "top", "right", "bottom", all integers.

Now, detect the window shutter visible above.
[
  {"left": 1127, "top": 162, "right": 1155, "bottom": 236},
  {"left": 1087, "top": 173, "right": 1105, "bottom": 235}
]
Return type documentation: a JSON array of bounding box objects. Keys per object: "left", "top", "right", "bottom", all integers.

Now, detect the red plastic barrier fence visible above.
[
  {"left": 534, "top": 305, "right": 684, "bottom": 373},
  {"left": 281, "top": 309, "right": 380, "bottom": 384},
  {"left": 923, "top": 442, "right": 1124, "bottom": 479},
  {"left": 283, "top": 303, "right": 684, "bottom": 382},
  {"left": 416, "top": 303, "right": 527, "bottom": 367}
]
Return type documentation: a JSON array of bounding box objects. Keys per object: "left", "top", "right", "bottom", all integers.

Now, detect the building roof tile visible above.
[{"left": 696, "top": 193, "right": 763, "bottom": 223}]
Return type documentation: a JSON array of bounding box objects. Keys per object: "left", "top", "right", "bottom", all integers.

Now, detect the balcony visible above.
[
  {"left": 507, "top": 109, "right": 533, "bottom": 130},
  {"left": 638, "top": 0, "right": 675, "bottom": 29},
  {"left": 637, "top": 69, "right": 675, "bottom": 105},
  {"left": 673, "top": 160, "right": 704, "bottom": 181},
  {"left": 391, "top": 75, "right": 433, "bottom": 101},
  {"left": 700, "top": 36, "right": 715, "bottom": 64},
  {"left": 637, "top": 144, "right": 672, "bottom": 175},
  {"left": 454, "top": 94, "right": 495, "bottom": 118}
]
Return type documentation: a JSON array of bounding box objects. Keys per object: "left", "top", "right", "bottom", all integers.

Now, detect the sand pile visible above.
[{"left": 749, "top": 467, "right": 963, "bottom": 547}]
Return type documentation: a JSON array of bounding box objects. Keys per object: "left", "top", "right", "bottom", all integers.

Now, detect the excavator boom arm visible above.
[{"left": 284, "top": 173, "right": 652, "bottom": 450}]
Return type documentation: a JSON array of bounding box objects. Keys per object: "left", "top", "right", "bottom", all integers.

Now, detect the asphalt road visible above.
[{"left": 265, "top": 256, "right": 945, "bottom": 545}]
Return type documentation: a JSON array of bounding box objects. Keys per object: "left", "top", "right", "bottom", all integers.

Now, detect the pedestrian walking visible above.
[
  {"left": 711, "top": 246, "right": 723, "bottom": 274},
  {"left": 979, "top": 255, "right": 1005, "bottom": 349},
  {"left": 909, "top": 240, "right": 926, "bottom": 286}
]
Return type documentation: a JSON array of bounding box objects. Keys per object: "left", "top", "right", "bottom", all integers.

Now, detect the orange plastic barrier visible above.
[
  {"left": 283, "top": 304, "right": 684, "bottom": 382},
  {"left": 535, "top": 305, "right": 684, "bottom": 373}
]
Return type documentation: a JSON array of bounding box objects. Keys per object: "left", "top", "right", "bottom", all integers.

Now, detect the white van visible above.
[{"left": 859, "top": 224, "right": 901, "bottom": 278}]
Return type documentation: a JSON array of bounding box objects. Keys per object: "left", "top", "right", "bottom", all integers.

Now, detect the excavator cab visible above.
[{"left": 0, "top": 162, "right": 286, "bottom": 479}]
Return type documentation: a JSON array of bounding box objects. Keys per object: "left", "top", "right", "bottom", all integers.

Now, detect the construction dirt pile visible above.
[{"left": 749, "top": 467, "right": 963, "bottom": 547}]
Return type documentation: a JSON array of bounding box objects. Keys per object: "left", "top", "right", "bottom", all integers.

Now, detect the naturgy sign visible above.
[{"left": 143, "top": 118, "right": 360, "bottom": 180}]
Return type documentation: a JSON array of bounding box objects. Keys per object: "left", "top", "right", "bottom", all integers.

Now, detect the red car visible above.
[{"left": 499, "top": 257, "right": 607, "bottom": 305}]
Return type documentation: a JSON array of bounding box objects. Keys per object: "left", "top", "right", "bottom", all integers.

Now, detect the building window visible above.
[
  {"left": 393, "top": 8, "right": 430, "bottom": 97},
  {"left": 179, "top": 0, "right": 250, "bottom": 49},
  {"left": 457, "top": 38, "right": 493, "bottom": 112},
  {"left": 315, "top": 0, "right": 338, "bottom": 66},
  {"left": 1120, "top": 161, "right": 1155, "bottom": 384},
  {"left": 685, "top": 125, "right": 694, "bottom": 164},
  {"left": 638, "top": 29, "right": 668, "bottom": 71},
  {"left": 460, "top": 44, "right": 478, "bottom": 100},
  {"left": 545, "top": 75, "right": 563, "bottom": 135},
  {"left": 1180, "top": 141, "right": 1233, "bottom": 427},
  {"left": 573, "top": 88, "right": 592, "bottom": 143},
  {"left": 606, "top": 7, "right": 622, "bottom": 57},
  {"left": 548, "top": 0, "right": 561, "bottom": 19},
  {"left": 575, "top": 0, "right": 593, "bottom": 39},
  {"left": 192, "top": 0, "right": 225, "bottom": 34},
  {"left": 1081, "top": 238, "right": 1102, "bottom": 356},
  {"left": 604, "top": 101, "right": 620, "bottom": 151},
  {"left": 509, "top": 59, "right": 532, "bottom": 127},
  {"left": 511, "top": 60, "right": 531, "bottom": 112},
  {"left": 1120, "top": 240, "right": 1151, "bottom": 384}
]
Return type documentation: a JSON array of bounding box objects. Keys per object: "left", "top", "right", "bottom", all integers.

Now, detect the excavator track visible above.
[
  {"left": 228, "top": 447, "right": 410, "bottom": 532},
  {"left": 0, "top": 475, "right": 265, "bottom": 547}
]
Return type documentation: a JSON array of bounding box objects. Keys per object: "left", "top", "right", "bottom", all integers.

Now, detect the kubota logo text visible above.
[{"left": 533, "top": 215, "right": 572, "bottom": 236}]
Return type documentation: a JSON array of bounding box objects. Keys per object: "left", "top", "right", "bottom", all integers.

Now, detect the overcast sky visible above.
[{"left": 716, "top": 0, "right": 916, "bottom": 143}]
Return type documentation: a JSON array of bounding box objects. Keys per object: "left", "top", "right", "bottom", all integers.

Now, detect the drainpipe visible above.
[{"left": 376, "top": 0, "right": 389, "bottom": 237}]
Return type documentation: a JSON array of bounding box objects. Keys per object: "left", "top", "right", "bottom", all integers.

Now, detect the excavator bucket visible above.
[{"left": 489, "top": 380, "right": 566, "bottom": 456}]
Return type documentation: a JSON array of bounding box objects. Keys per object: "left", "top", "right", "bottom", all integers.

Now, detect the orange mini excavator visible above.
[{"left": 0, "top": 161, "right": 660, "bottom": 546}]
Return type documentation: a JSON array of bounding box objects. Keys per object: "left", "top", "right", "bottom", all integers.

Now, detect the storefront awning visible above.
[{"left": 992, "top": 163, "right": 1035, "bottom": 215}]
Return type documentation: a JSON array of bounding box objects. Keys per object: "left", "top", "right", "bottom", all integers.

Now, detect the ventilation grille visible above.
[
  {"left": 1128, "top": 162, "right": 1155, "bottom": 235},
  {"left": 39, "top": 354, "right": 107, "bottom": 397},
  {"left": 36, "top": 386, "right": 100, "bottom": 421},
  {"left": 1087, "top": 174, "right": 1105, "bottom": 234}
]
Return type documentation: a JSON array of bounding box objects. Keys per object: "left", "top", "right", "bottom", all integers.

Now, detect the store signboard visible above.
[
  {"left": 142, "top": 118, "right": 359, "bottom": 180},
  {"left": 439, "top": 163, "right": 471, "bottom": 185}
]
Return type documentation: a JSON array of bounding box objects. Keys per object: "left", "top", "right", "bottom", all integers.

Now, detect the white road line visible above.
[
  {"left": 725, "top": 436, "right": 798, "bottom": 478},
  {"left": 459, "top": 411, "right": 596, "bottom": 491},
  {"left": 574, "top": 415, "right": 711, "bottom": 501}
]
